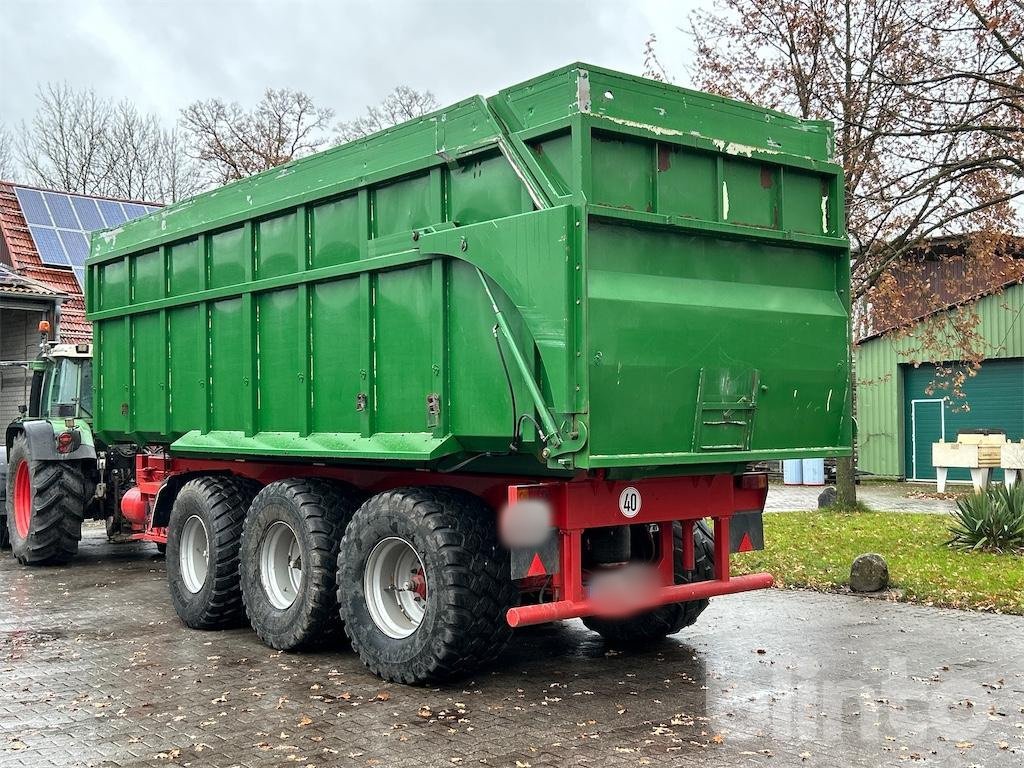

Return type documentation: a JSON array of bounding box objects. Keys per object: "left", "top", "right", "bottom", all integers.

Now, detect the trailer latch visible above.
[{"left": 426, "top": 393, "right": 441, "bottom": 428}]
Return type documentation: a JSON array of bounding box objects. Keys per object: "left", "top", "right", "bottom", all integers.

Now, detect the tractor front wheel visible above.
[{"left": 4, "top": 435, "right": 87, "bottom": 566}]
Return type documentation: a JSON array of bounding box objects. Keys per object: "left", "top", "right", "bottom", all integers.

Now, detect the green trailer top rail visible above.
[{"left": 87, "top": 62, "right": 851, "bottom": 477}]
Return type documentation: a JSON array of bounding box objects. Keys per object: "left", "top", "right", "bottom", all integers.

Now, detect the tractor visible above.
[{"left": 2, "top": 321, "right": 138, "bottom": 563}]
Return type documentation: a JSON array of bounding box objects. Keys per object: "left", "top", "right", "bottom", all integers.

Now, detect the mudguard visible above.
[{"left": 12, "top": 419, "right": 97, "bottom": 463}]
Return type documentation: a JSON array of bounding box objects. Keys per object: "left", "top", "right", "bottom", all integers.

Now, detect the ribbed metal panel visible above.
[{"left": 856, "top": 282, "right": 1023, "bottom": 477}]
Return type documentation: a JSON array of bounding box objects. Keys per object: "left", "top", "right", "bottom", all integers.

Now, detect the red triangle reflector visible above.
[
  {"left": 738, "top": 532, "right": 754, "bottom": 553},
  {"left": 526, "top": 552, "right": 547, "bottom": 577}
]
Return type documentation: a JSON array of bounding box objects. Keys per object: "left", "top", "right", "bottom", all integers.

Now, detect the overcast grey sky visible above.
[{"left": 1, "top": 0, "right": 699, "bottom": 129}]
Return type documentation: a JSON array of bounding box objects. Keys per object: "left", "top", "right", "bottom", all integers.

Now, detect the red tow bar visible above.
[{"left": 505, "top": 572, "right": 775, "bottom": 628}]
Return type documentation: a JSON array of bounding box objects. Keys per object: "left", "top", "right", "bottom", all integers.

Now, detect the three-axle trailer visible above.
[{"left": 15, "top": 63, "right": 852, "bottom": 684}]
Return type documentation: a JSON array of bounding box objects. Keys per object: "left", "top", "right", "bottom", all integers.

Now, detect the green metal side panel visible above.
[
  {"left": 856, "top": 283, "right": 1024, "bottom": 478},
  {"left": 903, "top": 359, "right": 1024, "bottom": 482},
  {"left": 309, "top": 279, "right": 361, "bottom": 434},
  {"left": 585, "top": 223, "right": 848, "bottom": 465},
  {"left": 88, "top": 62, "right": 851, "bottom": 474},
  {"left": 854, "top": 337, "right": 902, "bottom": 477},
  {"left": 374, "top": 266, "right": 435, "bottom": 433},
  {"left": 168, "top": 306, "right": 205, "bottom": 433}
]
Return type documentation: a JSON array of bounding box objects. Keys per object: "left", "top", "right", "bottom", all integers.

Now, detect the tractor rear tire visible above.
[
  {"left": 337, "top": 486, "right": 518, "bottom": 685},
  {"left": 240, "top": 478, "right": 364, "bottom": 651},
  {"left": 4, "top": 435, "right": 86, "bottom": 566},
  {"left": 166, "top": 475, "right": 261, "bottom": 630},
  {"left": 582, "top": 521, "right": 714, "bottom": 646}
]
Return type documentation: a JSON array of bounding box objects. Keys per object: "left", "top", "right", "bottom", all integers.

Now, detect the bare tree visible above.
[
  {"left": 103, "top": 101, "right": 202, "bottom": 203},
  {"left": 335, "top": 86, "right": 438, "bottom": 143},
  {"left": 151, "top": 128, "right": 204, "bottom": 204},
  {"left": 16, "top": 83, "right": 202, "bottom": 203},
  {"left": 0, "top": 124, "right": 15, "bottom": 180},
  {"left": 649, "top": 0, "right": 1023, "bottom": 504},
  {"left": 103, "top": 100, "right": 162, "bottom": 200},
  {"left": 180, "top": 88, "right": 334, "bottom": 184},
  {"left": 686, "top": 1, "right": 1020, "bottom": 279},
  {"left": 18, "top": 82, "right": 111, "bottom": 195}
]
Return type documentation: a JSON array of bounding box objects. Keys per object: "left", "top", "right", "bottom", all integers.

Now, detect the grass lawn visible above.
[{"left": 731, "top": 511, "right": 1024, "bottom": 615}]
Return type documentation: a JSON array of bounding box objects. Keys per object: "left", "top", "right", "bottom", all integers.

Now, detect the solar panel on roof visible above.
[
  {"left": 28, "top": 226, "right": 70, "bottom": 266},
  {"left": 14, "top": 187, "right": 52, "bottom": 226},
  {"left": 97, "top": 199, "right": 127, "bottom": 227},
  {"left": 58, "top": 230, "right": 89, "bottom": 267},
  {"left": 43, "top": 192, "right": 81, "bottom": 229},
  {"left": 13, "top": 185, "right": 159, "bottom": 292},
  {"left": 122, "top": 202, "right": 149, "bottom": 219},
  {"left": 70, "top": 196, "right": 104, "bottom": 229}
]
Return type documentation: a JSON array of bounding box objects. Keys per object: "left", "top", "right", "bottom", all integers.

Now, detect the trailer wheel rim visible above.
[
  {"left": 179, "top": 515, "right": 210, "bottom": 593},
  {"left": 260, "top": 521, "right": 303, "bottom": 610},
  {"left": 13, "top": 461, "right": 31, "bottom": 538},
  {"left": 364, "top": 537, "right": 428, "bottom": 639}
]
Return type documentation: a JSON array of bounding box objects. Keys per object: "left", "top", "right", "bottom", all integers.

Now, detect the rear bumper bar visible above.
[
  {"left": 504, "top": 472, "right": 772, "bottom": 628},
  {"left": 506, "top": 571, "right": 774, "bottom": 628}
]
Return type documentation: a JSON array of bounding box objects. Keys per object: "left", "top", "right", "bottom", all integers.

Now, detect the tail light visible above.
[
  {"left": 737, "top": 473, "right": 768, "bottom": 491},
  {"left": 55, "top": 430, "right": 81, "bottom": 454}
]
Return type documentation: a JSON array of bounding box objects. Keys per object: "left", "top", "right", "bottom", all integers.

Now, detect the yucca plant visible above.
[{"left": 947, "top": 483, "right": 1024, "bottom": 553}]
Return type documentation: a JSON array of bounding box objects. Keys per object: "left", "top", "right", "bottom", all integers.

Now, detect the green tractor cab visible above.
[
  {"left": 24, "top": 343, "right": 96, "bottom": 453},
  {"left": 2, "top": 327, "right": 136, "bottom": 564}
]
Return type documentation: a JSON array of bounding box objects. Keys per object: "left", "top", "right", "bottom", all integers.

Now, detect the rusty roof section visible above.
[{"left": 856, "top": 235, "right": 1024, "bottom": 344}]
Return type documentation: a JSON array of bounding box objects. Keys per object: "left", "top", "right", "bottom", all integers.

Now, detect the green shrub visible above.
[{"left": 947, "top": 483, "right": 1024, "bottom": 553}]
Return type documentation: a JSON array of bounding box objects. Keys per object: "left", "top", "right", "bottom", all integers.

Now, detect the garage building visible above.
[{"left": 856, "top": 280, "right": 1023, "bottom": 482}]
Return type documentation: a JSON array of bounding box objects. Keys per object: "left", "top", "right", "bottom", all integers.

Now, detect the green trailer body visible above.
[{"left": 86, "top": 63, "right": 851, "bottom": 477}]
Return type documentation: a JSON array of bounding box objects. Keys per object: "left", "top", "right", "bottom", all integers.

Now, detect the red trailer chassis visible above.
[{"left": 120, "top": 453, "right": 773, "bottom": 627}]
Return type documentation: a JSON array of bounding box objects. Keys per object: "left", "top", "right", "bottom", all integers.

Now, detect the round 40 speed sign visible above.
[{"left": 618, "top": 486, "right": 642, "bottom": 518}]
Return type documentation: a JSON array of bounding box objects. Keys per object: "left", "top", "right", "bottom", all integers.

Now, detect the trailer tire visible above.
[
  {"left": 337, "top": 487, "right": 518, "bottom": 685},
  {"left": 582, "top": 521, "right": 714, "bottom": 646},
  {"left": 240, "top": 478, "right": 363, "bottom": 651},
  {"left": 166, "top": 476, "right": 260, "bottom": 630},
  {"left": 0, "top": 517, "right": 9, "bottom": 549},
  {"left": 5, "top": 435, "right": 86, "bottom": 566}
]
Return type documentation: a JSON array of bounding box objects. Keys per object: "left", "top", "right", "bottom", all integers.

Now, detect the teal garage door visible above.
[{"left": 902, "top": 358, "right": 1024, "bottom": 481}]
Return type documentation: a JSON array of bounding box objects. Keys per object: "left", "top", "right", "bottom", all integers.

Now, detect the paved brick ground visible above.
[
  {"left": 2, "top": 524, "right": 1021, "bottom": 768},
  {"left": 766, "top": 482, "right": 960, "bottom": 514}
]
